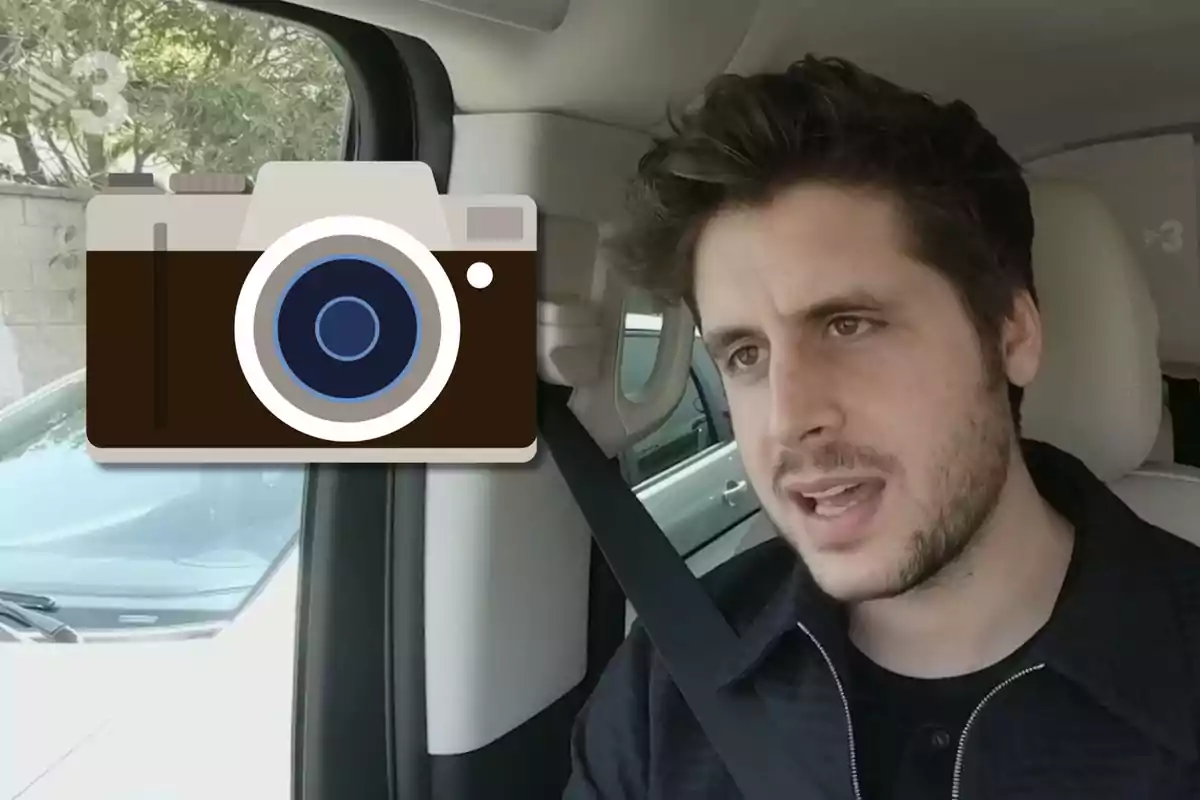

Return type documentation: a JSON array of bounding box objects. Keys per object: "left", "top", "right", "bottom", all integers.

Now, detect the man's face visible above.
[{"left": 694, "top": 183, "right": 1032, "bottom": 603}]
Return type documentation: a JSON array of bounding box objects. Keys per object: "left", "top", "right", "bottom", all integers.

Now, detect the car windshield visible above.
[
  {"left": 1, "top": 397, "right": 85, "bottom": 459},
  {"left": 0, "top": 388, "right": 304, "bottom": 631}
]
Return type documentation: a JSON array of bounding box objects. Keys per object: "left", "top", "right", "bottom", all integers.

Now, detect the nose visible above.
[{"left": 766, "top": 346, "right": 844, "bottom": 445}]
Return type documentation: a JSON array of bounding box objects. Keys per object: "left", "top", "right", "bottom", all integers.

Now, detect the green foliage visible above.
[{"left": 0, "top": 0, "right": 349, "bottom": 188}]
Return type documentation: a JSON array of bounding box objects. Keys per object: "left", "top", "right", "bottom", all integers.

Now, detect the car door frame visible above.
[{"left": 210, "top": 4, "right": 455, "bottom": 800}]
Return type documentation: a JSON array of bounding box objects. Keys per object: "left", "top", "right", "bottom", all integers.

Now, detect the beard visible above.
[
  {"left": 771, "top": 370, "right": 1015, "bottom": 604},
  {"left": 881, "top": 387, "right": 1012, "bottom": 600}
]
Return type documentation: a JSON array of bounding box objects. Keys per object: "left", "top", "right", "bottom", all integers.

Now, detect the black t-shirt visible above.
[
  {"left": 846, "top": 548, "right": 1080, "bottom": 800},
  {"left": 846, "top": 635, "right": 1034, "bottom": 800}
]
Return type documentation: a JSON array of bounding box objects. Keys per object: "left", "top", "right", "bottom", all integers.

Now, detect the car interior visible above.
[
  {"left": 280, "top": 2, "right": 1200, "bottom": 797},
  {"left": 6, "top": 0, "right": 1200, "bottom": 799}
]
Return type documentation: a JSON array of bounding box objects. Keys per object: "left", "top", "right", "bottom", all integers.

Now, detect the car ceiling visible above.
[{"left": 287, "top": 0, "right": 1200, "bottom": 160}]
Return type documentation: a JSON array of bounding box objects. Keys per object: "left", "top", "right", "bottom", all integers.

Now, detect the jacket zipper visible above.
[
  {"left": 795, "top": 621, "right": 863, "bottom": 800},
  {"left": 949, "top": 663, "right": 1046, "bottom": 800}
]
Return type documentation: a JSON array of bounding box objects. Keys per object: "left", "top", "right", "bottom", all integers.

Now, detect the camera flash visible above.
[{"left": 467, "top": 261, "right": 493, "bottom": 289}]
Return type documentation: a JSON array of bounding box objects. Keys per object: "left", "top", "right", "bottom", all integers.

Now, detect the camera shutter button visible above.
[{"left": 168, "top": 173, "right": 252, "bottom": 194}]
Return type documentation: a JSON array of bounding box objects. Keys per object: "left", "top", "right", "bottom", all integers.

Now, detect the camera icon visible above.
[{"left": 85, "top": 162, "right": 538, "bottom": 464}]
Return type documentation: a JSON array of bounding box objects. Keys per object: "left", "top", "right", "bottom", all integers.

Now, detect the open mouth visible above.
[{"left": 790, "top": 478, "right": 886, "bottom": 519}]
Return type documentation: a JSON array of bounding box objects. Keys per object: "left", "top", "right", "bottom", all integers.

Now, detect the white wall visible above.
[{"left": 0, "top": 183, "right": 88, "bottom": 409}]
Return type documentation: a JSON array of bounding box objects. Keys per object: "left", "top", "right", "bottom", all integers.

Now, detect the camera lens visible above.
[
  {"left": 274, "top": 254, "right": 420, "bottom": 401},
  {"left": 315, "top": 296, "right": 379, "bottom": 361},
  {"left": 236, "top": 215, "right": 461, "bottom": 443}
]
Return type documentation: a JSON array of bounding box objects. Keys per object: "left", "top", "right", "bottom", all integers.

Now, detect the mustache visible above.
[{"left": 771, "top": 442, "right": 897, "bottom": 491}]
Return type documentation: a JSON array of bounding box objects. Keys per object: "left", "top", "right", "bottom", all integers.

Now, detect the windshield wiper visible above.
[
  {"left": 0, "top": 596, "right": 81, "bottom": 643},
  {"left": 0, "top": 589, "right": 58, "bottom": 612}
]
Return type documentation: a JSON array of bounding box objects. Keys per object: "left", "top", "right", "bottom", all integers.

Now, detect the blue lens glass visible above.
[{"left": 274, "top": 255, "right": 420, "bottom": 402}]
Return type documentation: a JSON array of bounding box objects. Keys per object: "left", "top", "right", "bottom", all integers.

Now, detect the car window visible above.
[
  {"left": 619, "top": 314, "right": 732, "bottom": 486},
  {"left": 691, "top": 336, "right": 730, "bottom": 429},
  {"left": 0, "top": 0, "right": 347, "bottom": 792}
]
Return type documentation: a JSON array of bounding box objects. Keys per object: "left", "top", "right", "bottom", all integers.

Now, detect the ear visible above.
[{"left": 1002, "top": 290, "right": 1041, "bottom": 389}]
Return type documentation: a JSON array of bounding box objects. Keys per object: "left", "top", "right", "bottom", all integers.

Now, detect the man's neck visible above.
[{"left": 847, "top": 450, "right": 1076, "bottom": 679}]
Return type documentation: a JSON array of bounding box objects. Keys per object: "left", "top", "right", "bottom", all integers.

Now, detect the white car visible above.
[
  {"left": 619, "top": 313, "right": 762, "bottom": 570},
  {"left": 0, "top": 370, "right": 304, "bottom": 798},
  {"left": 0, "top": 549, "right": 300, "bottom": 799},
  {"left": 0, "top": 369, "right": 305, "bottom": 638},
  {"left": 0, "top": 314, "right": 749, "bottom": 798}
]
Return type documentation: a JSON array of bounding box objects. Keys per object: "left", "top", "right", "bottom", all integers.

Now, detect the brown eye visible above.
[
  {"left": 829, "top": 316, "right": 871, "bottom": 338},
  {"left": 728, "top": 344, "right": 760, "bottom": 371}
]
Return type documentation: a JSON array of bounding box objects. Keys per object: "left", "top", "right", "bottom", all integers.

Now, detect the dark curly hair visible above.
[{"left": 604, "top": 55, "right": 1036, "bottom": 427}]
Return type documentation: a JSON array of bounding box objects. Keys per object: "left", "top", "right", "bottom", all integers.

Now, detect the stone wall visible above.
[{"left": 0, "top": 182, "right": 89, "bottom": 409}]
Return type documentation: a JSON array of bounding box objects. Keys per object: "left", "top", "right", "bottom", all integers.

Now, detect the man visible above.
[{"left": 563, "top": 55, "right": 1200, "bottom": 799}]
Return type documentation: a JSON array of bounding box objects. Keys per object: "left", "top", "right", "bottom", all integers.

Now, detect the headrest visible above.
[{"left": 1021, "top": 180, "right": 1162, "bottom": 482}]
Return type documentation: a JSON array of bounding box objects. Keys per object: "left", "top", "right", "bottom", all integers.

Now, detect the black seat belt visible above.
[{"left": 537, "top": 380, "right": 833, "bottom": 800}]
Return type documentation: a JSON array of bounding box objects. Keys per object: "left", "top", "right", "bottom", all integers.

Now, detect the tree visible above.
[{"left": 0, "top": 0, "right": 349, "bottom": 189}]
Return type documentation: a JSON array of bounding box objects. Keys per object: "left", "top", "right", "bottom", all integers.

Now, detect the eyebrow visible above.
[{"left": 701, "top": 289, "right": 891, "bottom": 354}]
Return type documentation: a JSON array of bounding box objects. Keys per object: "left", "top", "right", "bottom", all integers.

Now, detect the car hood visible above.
[{"left": 3, "top": 557, "right": 299, "bottom": 800}]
